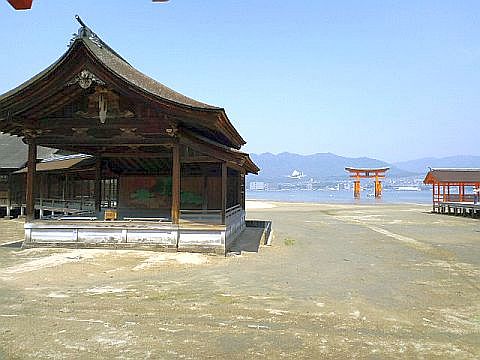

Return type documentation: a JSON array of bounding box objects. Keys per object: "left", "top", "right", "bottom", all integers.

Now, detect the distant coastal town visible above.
[{"left": 248, "top": 174, "right": 425, "bottom": 193}]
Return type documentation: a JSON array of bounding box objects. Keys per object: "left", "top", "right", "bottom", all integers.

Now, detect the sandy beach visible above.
[{"left": 0, "top": 201, "right": 479, "bottom": 359}]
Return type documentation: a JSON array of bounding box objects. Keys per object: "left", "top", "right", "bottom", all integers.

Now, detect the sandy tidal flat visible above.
[{"left": 0, "top": 202, "right": 479, "bottom": 359}]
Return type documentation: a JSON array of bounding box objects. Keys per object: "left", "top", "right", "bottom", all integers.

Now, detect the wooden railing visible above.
[
  {"left": 225, "top": 204, "right": 242, "bottom": 224},
  {"left": 0, "top": 191, "right": 8, "bottom": 206},
  {"left": 180, "top": 205, "right": 245, "bottom": 228},
  {"left": 35, "top": 197, "right": 95, "bottom": 212},
  {"left": 225, "top": 204, "right": 245, "bottom": 246},
  {"left": 434, "top": 194, "right": 475, "bottom": 204}
]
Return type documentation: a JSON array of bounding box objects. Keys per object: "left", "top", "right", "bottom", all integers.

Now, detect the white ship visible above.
[{"left": 287, "top": 170, "right": 306, "bottom": 179}]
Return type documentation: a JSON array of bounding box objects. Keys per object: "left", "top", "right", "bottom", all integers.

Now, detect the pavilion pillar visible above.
[
  {"left": 221, "top": 162, "right": 227, "bottom": 224},
  {"left": 26, "top": 137, "right": 37, "bottom": 222},
  {"left": 94, "top": 157, "right": 102, "bottom": 213},
  {"left": 171, "top": 143, "right": 181, "bottom": 224}
]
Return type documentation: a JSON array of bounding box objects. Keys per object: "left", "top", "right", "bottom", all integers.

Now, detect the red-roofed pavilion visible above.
[{"left": 423, "top": 169, "right": 480, "bottom": 213}]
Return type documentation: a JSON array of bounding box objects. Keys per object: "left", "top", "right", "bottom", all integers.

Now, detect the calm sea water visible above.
[{"left": 246, "top": 189, "right": 432, "bottom": 204}]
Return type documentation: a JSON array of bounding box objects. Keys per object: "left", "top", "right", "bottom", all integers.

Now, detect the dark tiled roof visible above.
[
  {"left": 0, "top": 24, "right": 220, "bottom": 111},
  {"left": 82, "top": 31, "right": 219, "bottom": 111},
  {"left": 14, "top": 154, "right": 93, "bottom": 173},
  {"left": 0, "top": 19, "right": 253, "bottom": 172},
  {"left": 0, "top": 133, "right": 57, "bottom": 169},
  {"left": 0, "top": 21, "right": 247, "bottom": 149},
  {"left": 424, "top": 169, "right": 480, "bottom": 184}
]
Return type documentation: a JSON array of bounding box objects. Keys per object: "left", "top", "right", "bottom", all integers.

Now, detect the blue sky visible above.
[{"left": 1, "top": 1, "right": 479, "bottom": 162}]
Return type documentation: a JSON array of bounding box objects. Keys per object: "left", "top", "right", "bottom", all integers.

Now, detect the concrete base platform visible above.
[{"left": 23, "top": 220, "right": 230, "bottom": 255}]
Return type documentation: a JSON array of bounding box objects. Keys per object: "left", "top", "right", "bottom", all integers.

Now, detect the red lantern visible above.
[{"left": 7, "top": 0, "right": 33, "bottom": 10}]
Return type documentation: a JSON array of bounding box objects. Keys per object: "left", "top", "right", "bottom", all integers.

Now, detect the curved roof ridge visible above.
[
  {"left": 0, "top": 47, "right": 73, "bottom": 103},
  {"left": 0, "top": 17, "right": 247, "bottom": 149},
  {"left": 75, "top": 17, "right": 221, "bottom": 111}
]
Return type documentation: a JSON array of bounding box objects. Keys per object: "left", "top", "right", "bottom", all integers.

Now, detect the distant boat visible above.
[
  {"left": 395, "top": 186, "right": 421, "bottom": 191},
  {"left": 287, "top": 170, "right": 306, "bottom": 179}
]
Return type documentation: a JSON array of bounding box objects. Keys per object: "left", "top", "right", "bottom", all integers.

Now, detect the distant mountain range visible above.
[
  {"left": 249, "top": 152, "right": 480, "bottom": 182},
  {"left": 393, "top": 155, "right": 480, "bottom": 174}
]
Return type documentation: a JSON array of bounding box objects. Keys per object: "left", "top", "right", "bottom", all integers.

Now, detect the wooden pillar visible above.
[
  {"left": 25, "top": 137, "right": 37, "bottom": 222},
  {"left": 221, "top": 162, "right": 227, "bottom": 224},
  {"left": 94, "top": 157, "right": 102, "bottom": 213},
  {"left": 171, "top": 143, "right": 180, "bottom": 224},
  {"left": 240, "top": 172, "right": 246, "bottom": 210}
]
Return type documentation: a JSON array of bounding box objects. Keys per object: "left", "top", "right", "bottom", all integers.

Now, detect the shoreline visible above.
[{"left": 245, "top": 199, "right": 432, "bottom": 210}]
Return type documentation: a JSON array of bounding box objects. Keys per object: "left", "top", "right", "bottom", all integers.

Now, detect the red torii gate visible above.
[{"left": 345, "top": 167, "right": 390, "bottom": 199}]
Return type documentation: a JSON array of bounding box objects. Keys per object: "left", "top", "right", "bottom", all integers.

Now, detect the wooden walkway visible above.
[{"left": 434, "top": 202, "right": 480, "bottom": 218}]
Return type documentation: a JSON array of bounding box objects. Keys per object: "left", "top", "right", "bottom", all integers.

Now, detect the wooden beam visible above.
[
  {"left": 35, "top": 138, "right": 174, "bottom": 147},
  {"left": 25, "top": 137, "right": 37, "bottom": 221},
  {"left": 180, "top": 133, "right": 243, "bottom": 166},
  {"left": 101, "top": 152, "right": 172, "bottom": 159},
  {"left": 171, "top": 142, "right": 181, "bottom": 224}
]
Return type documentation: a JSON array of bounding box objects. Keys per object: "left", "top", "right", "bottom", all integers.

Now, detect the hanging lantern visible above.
[{"left": 7, "top": 0, "right": 33, "bottom": 10}]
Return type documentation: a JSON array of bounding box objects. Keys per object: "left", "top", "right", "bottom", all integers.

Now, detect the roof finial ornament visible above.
[
  {"left": 75, "top": 15, "right": 87, "bottom": 28},
  {"left": 71, "top": 15, "right": 103, "bottom": 49}
]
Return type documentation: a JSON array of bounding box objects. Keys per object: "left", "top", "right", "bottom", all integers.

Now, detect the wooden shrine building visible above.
[
  {"left": 423, "top": 168, "right": 480, "bottom": 217},
  {"left": 345, "top": 167, "right": 389, "bottom": 199},
  {"left": 0, "top": 17, "right": 259, "bottom": 254}
]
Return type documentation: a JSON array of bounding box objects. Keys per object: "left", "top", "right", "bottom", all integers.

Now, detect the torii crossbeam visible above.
[{"left": 345, "top": 167, "right": 390, "bottom": 199}]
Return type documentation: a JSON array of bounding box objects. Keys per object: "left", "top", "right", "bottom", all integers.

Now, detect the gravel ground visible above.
[{"left": 0, "top": 202, "right": 479, "bottom": 359}]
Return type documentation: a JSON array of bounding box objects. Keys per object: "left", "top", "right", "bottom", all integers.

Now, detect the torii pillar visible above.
[
  {"left": 345, "top": 167, "right": 390, "bottom": 199},
  {"left": 374, "top": 173, "right": 382, "bottom": 198}
]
